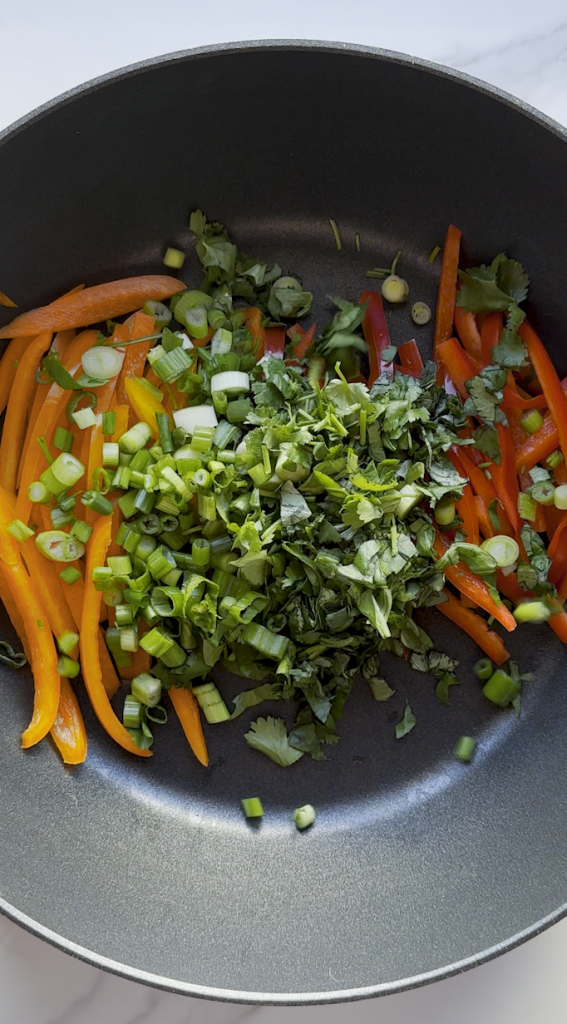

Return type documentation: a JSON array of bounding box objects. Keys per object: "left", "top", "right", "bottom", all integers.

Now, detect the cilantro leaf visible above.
[
  {"left": 457, "top": 253, "right": 529, "bottom": 313},
  {"left": 367, "top": 677, "right": 395, "bottom": 701},
  {"left": 395, "top": 702, "right": 416, "bottom": 739},
  {"left": 488, "top": 498, "right": 502, "bottom": 532},
  {"left": 230, "top": 683, "right": 281, "bottom": 720},
  {"left": 492, "top": 305, "right": 527, "bottom": 368},
  {"left": 472, "top": 424, "right": 501, "bottom": 463},
  {"left": 244, "top": 716, "right": 304, "bottom": 766}
]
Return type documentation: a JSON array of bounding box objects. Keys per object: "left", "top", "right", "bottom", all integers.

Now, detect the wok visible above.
[{"left": 0, "top": 40, "right": 566, "bottom": 1004}]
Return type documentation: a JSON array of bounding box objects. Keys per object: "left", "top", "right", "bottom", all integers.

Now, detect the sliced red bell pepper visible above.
[
  {"left": 514, "top": 377, "right": 567, "bottom": 471},
  {"left": 498, "top": 567, "right": 567, "bottom": 644},
  {"left": 286, "top": 322, "right": 316, "bottom": 361},
  {"left": 480, "top": 311, "right": 503, "bottom": 364},
  {"left": 434, "top": 225, "right": 462, "bottom": 369},
  {"left": 397, "top": 339, "right": 424, "bottom": 375},
  {"left": 433, "top": 528, "right": 516, "bottom": 631},
  {"left": 446, "top": 450, "right": 479, "bottom": 544},
  {"left": 454, "top": 305, "right": 482, "bottom": 360},
  {"left": 438, "top": 336, "right": 548, "bottom": 410},
  {"left": 359, "top": 290, "right": 391, "bottom": 385},
  {"left": 487, "top": 424, "right": 520, "bottom": 533},
  {"left": 263, "top": 326, "right": 286, "bottom": 359},
  {"left": 438, "top": 590, "right": 510, "bottom": 664},
  {"left": 474, "top": 494, "right": 495, "bottom": 539},
  {"left": 454, "top": 446, "right": 513, "bottom": 535},
  {"left": 519, "top": 320, "right": 567, "bottom": 464}
]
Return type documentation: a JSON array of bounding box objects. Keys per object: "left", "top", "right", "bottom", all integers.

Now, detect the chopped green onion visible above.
[
  {"left": 241, "top": 622, "right": 288, "bottom": 660},
  {"left": 163, "top": 247, "right": 185, "bottom": 269},
  {"left": 139, "top": 627, "right": 174, "bottom": 657},
  {"left": 138, "top": 514, "right": 161, "bottom": 536},
  {"left": 81, "top": 346, "right": 124, "bottom": 380},
  {"left": 329, "top": 218, "right": 342, "bottom": 251},
  {"left": 226, "top": 398, "right": 252, "bottom": 424},
  {"left": 546, "top": 449, "right": 564, "bottom": 469},
  {"left": 184, "top": 306, "right": 209, "bottom": 340},
  {"left": 122, "top": 526, "right": 141, "bottom": 555},
  {"left": 81, "top": 490, "right": 113, "bottom": 515},
  {"left": 57, "top": 655, "right": 80, "bottom": 679},
  {"left": 513, "top": 600, "right": 551, "bottom": 624},
  {"left": 143, "top": 300, "right": 172, "bottom": 326},
  {"left": 192, "top": 682, "right": 230, "bottom": 723},
  {"left": 191, "top": 537, "right": 210, "bottom": 568},
  {"left": 123, "top": 694, "right": 142, "bottom": 729},
  {"left": 428, "top": 245, "right": 441, "bottom": 262},
  {"left": 152, "top": 347, "right": 192, "bottom": 383},
  {"left": 133, "top": 488, "right": 156, "bottom": 515},
  {"left": 120, "top": 627, "right": 138, "bottom": 652},
  {"left": 151, "top": 586, "right": 185, "bottom": 617},
  {"left": 28, "top": 480, "right": 51, "bottom": 503},
  {"left": 42, "top": 353, "right": 82, "bottom": 391},
  {"left": 173, "top": 405, "right": 218, "bottom": 436},
  {"left": 7, "top": 519, "right": 34, "bottom": 542},
  {"left": 382, "top": 275, "right": 409, "bottom": 303},
  {"left": 93, "top": 467, "right": 111, "bottom": 494},
  {"left": 107, "top": 555, "right": 132, "bottom": 576},
  {"left": 130, "top": 449, "right": 152, "bottom": 473},
  {"left": 210, "top": 371, "right": 250, "bottom": 397},
  {"left": 66, "top": 391, "right": 97, "bottom": 424},
  {"left": 53, "top": 427, "right": 74, "bottom": 452},
  {"left": 554, "top": 484, "right": 567, "bottom": 510},
  {"left": 480, "top": 535, "right": 519, "bottom": 568},
  {"left": 241, "top": 797, "right": 263, "bottom": 819},
  {"left": 130, "top": 673, "right": 162, "bottom": 708},
  {"left": 119, "top": 421, "right": 152, "bottom": 454},
  {"left": 58, "top": 630, "right": 80, "bottom": 655},
  {"left": 159, "top": 639, "right": 186, "bottom": 667},
  {"left": 147, "top": 545, "right": 177, "bottom": 580},
  {"left": 72, "top": 406, "right": 97, "bottom": 429},
  {"left": 59, "top": 565, "right": 81, "bottom": 585},
  {"left": 134, "top": 535, "right": 157, "bottom": 564},
  {"left": 119, "top": 452, "right": 133, "bottom": 466},
  {"left": 518, "top": 492, "right": 536, "bottom": 521},
  {"left": 50, "top": 452, "right": 85, "bottom": 488},
  {"left": 197, "top": 492, "right": 217, "bottom": 521},
  {"left": 453, "top": 736, "right": 476, "bottom": 763},
  {"left": 112, "top": 466, "right": 132, "bottom": 490},
  {"left": 292, "top": 804, "right": 316, "bottom": 830},
  {"left": 102, "top": 442, "right": 120, "bottom": 467},
  {"left": 36, "top": 530, "right": 85, "bottom": 562},
  {"left": 92, "top": 566, "right": 113, "bottom": 582},
  {"left": 36, "top": 434, "right": 54, "bottom": 465},
  {"left": 155, "top": 412, "right": 173, "bottom": 454},
  {"left": 160, "top": 466, "right": 191, "bottom": 500},
  {"left": 117, "top": 490, "right": 139, "bottom": 519},
  {"left": 434, "top": 498, "right": 455, "bottom": 526},
  {"left": 482, "top": 669, "right": 520, "bottom": 707},
  {"left": 530, "top": 480, "right": 555, "bottom": 504},
  {"left": 128, "top": 469, "right": 146, "bottom": 489},
  {"left": 40, "top": 465, "right": 69, "bottom": 496},
  {"left": 102, "top": 587, "right": 125, "bottom": 607},
  {"left": 248, "top": 462, "right": 271, "bottom": 487},
  {"left": 411, "top": 302, "right": 431, "bottom": 326},
  {"left": 145, "top": 704, "right": 168, "bottom": 725},
  {"left": 158, "top": 514, "right": 178, "bottom": 533},
  {"left": 50, "top": 506, "right": 73, "bottom": 528},
  {"left": 102, "top": 411, "right": 116, "bottom": 435},
  {"left": 521, "top": 409, "right": 544, "bottom": 435},
  {"left": 473, "top": 658, "right": 493, "bottom": 681}
]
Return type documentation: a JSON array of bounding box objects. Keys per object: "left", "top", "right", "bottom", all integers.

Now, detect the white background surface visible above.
[{"left": 1, "top": 1, "right": 567, "bottom": 1021}]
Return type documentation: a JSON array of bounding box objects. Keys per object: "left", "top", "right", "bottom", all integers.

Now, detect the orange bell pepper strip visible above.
[
  {"left": 80, "top": 516, "right": 150, "bottom": 756},
  {"left": 98, "top": 628, "right": 122, "bottom": 699},
  {"left": 0, "top": 275, "right": 185, "bottom": 338},
  {"left": 111, "top": 404, "right": 130, "bottom": 442},
  {"left": 0, "top": 490, "right": 60, "bottom": 747},
  {"left": 474, "top": 494, "right": 495, "bottom": 539},
  {"left": 434, "top": 225, "right": 461, "bottom": 370},
  {"left": 18, "top": 329, "right": 76, "bottom": 487},
  {"left": 116, "top": 311, "right": 156, "bottom": 405},
  {"left": 50, "top": 676, "right": 87, "bottom": 765},
  {"left": 124, "top": 376, "right": 168, "bottom": 438},
  {"left": 438, "top": 589, "right": 510, "bottom": 664},
  {"left": 242, "top": 307, "right": 265, "bottom": 357},
  {"left": 359, "top": 290, "right": 391, "bottom": 385},
  {"left": 480, "top": 311, "right": 503, "bottom": 364},
  {"left": 437, "top": 336, "right": 546, "bottom": 410},
  {"left": 0, "top": 564, "right": 31, "bottom": 661},
  {"left": 169, "top": 685, "right": 209, "bottom": 767},
  {"left": 446, "top": 450, "right": 479, "bottom": 544},
  {"left": 0, "top": 289, "right": 16, "bottom": 307},
  {"left": 0, "top": 336, "right": 33, "bottom": 416},
  {"left": 454, "top": 447, "right": 513, "bottom": 535},
  {"left": 0, "top": 330, "right": 53, "bottom": 496},
  {"left": 398, "top": 339, "right": 424, "bottom": 375},
  {"left": 519, "top": 320, "right": 567, "bottom": 465},
  {"left": 488, "top": 424, "right": 520, "bottom": 534},
  {"left": 454, "top": 305, "right": 482, "bottom": 360},
  {"left": 514, "top": 379, "right": 567, "bottom": 471},
  {"left": 15, "top": 329, "right": 99, "bottom": 525},
  {"left": 433, "top": 528, "right": 516, "bottom": 632}
]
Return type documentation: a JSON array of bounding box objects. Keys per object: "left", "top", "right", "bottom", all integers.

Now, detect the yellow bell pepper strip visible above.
[
  {"left": 111, "top": 403, "right": 130, "bottom": 441},
  {"left": 0, "top": 486, "right": 60, "bottom": 747},
  {"left": 20, "top": 537, "right": 79, "bottom": 657},
  {"left": 80, "top": 516, "right": 151, "bottom": 756},
  {"left": 124, "top": 376, "right": 168, "bottom": 438},
  {"left": 0, "top": 564, "right": 31, "bottom": 662},
  {"left": 15, "top": 329, "right": 98, "bottom": 525},
  {"left": 50, "top": 676, "right": 87, "bottom": 765},
  {"left": 169, "top": 685, "right": 209, "bottom": 767}
]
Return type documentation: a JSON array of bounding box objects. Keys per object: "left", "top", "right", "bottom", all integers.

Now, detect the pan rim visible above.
[{"left": 1, "top": 38, "right": 566, "bottom": 1004}]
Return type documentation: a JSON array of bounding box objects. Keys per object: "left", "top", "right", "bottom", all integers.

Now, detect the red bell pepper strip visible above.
[
  {"left": 514, "top": 377, "right": 567, "bottom": 471},
  {"left": 263, "top": 326, "right": 285, "bottom": 359},
  {"left": 286, "top": 322, "right": 316, "bottom": 360},
  {"left": 438, "top": 589, "right": 510, "bottom": 664},
  {"left": 433, "top": 529, "right": 517, "bottom": 631},
  {"left": 480, "top": 311, "right": 503, "bottom": 364},
  {"left": 497, "top": 568, "right": 567, "bottom": 644},
  {"left": 434, "top": 225, "right": 462, "bottom": 369},
  {"left": 474, "top": 494, "right": 495, "bottom": 539},
  {"left": 242, "top": 307, "right": 265, "bottom": 357},
  {"left": 397, "top": 339, "right": 424, "bottom": 375},
  {"left": 359, "top": 291, "right": 391, "bottom": 385},
  {"left": 454, "top": 447, "right": 513, "bottom": 535},
  {"left": 487, "top": 424, "right": 520, "bottom": 533},
  {"left": 454, "top": 305, "right": 482, "bottom": 360},
  {"left": 446, "top": 450, "right": 479, "bottom": 544},
  {"left": 438, "top": 336, "right": 548, "bottom": 410}
]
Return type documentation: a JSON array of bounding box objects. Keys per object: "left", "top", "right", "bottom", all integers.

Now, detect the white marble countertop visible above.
[{"left": 1, "top": 1, "right": 567, "bottom": 1021}]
